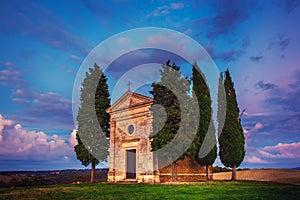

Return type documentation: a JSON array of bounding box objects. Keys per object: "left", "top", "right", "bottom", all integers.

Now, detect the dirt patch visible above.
[{"left": 213, "top": 169, "right": 300, "bottom": 185}]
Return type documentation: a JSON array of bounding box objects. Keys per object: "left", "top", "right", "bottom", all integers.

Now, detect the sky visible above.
[{"left": 0, "top": 0, "right": 300, "bottom": 171}]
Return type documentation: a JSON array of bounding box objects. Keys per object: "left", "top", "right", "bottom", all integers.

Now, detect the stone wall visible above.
[{"left": 158, "top": 156, "right": 209, "bottom": 182}]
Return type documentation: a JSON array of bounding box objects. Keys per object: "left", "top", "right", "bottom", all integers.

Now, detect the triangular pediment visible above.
[{"left": 106, "top": 91, "right": 153, "bottom": 113}]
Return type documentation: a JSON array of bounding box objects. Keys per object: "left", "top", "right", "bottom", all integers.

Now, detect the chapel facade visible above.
[{"left": 106, "top": 90, "right": 208, "bottom": 183}]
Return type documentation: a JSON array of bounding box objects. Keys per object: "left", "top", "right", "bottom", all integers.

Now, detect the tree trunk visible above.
[
  {"left": 206, "top": 165, "right": 211, "bottom": 181},
  {"left": 171, "top": 162, "right": 177, "bottom": 182},
  {"left": 231, "top": 164, "right": 237, "bottom": 181},
  {"left": 91, "top": 161, "right": 96, "bottom": 183}
]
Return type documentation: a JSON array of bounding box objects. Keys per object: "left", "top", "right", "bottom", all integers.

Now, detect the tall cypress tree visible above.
[
  {"left": 74, "top": 63, "right": 110, "bottom": 183},
  {"left": 218, "top": 69, "right": 245, "bottom": 180},
  {"left": 150, "top": 60, "right": 190, "bottom": 182},
  {"left": 217, "top": 73, "right": 226, "bottom": 138},
  {"left": 191, "top": 63, "right": 217, "bottom": 181}
]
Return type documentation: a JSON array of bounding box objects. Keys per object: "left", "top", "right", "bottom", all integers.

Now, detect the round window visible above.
[{"left": 128, "top": 125, "right": 135, "bottom": 135}]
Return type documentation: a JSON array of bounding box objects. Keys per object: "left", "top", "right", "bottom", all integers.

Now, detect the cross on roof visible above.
[{"left": 127, "top": 80, "right": 131, "bottom": 91}]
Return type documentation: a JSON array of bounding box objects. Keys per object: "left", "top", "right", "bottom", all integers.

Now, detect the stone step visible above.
[{"left": 118, "top": 179, "right": 138, "bottom": 183}]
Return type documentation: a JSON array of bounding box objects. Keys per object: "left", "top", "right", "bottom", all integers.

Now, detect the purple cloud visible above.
[
  {"left": 82, "top": 0, "right": 112, "bottom": 18},
  {"left": 206, "top": 0, "right": 258, "bottom": 39},
  {"left": 0, "top": 61, "right": 74, "bottom": 130},
  {"left": 241, "top": 71, "right": 300, "bottom": 167},
  {"left": 15, "top": 91, "right": 74, "bottom": 130},
  {"left": 269, "top": 33, "right": 290, "bottom": 52},
  {"left": 60, "top": 65, "right": 76, "bottom": 75},
  {"left": 213, "top": 49, "right": 244, "bottom": 62},
  {"left": 0, "top": 63, "right": 26, "bottom": 87},
  {"left": 279, "top": 0, "right": 300, "bottom": 14},
  {"left": 0, "top": 1, "right": 89, "bottom": 56},
  {"left": 3, "top": 61, "right": 15, "bottom": 68},
  {"left": 106, "top": 48, "right": 187, "bottom": 79},
  {"left": 147, "top": 2, "right": 185, "bottom": 17},
  {"left": 259, "top": 142, "right": 300, "bottom": 159},
  {"left": 11, "top": 88, "right": 73, "bottom": 130},
  {"left": 254, "top": 81, "right": 278, "bottom": 91},
  {"left": 250, "top": 56, "right": 263, "bottom": 62}
]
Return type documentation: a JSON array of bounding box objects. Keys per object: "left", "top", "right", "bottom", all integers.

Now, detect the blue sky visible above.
[{"left": 0, "top": 0, "right": 300, "bottom": 170}]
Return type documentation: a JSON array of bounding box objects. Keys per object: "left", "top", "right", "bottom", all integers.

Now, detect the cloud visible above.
[
  {"left": 60, "top": 65, "right": 76, "bottom": 75},
  {"left": 249, "top": 56, "right": 263, "bottom": 62},
  {"left": 243, "top": 122, "right": 265, "bottom": 150},
  {"left": 264, "top": 72, "right": 300, "bottom": 115},
  {"left": 29, "top": 92, "right": 73, "bottom": 129},
  {"left": 148, "top": 2, "right": 185, "bottom": 17},
  {"left": 277, "top": 34, "right": 290, "bottom": 51},
  {"left": 0, "top": 63, "right": 25, "bottom": 87},
  {"left": 269, "top": 33, "right": 290, "bottom": 52},
  {"left": 0, "top": 114, "right": 14, "bottom": 143},
  {"left": 243, "top": 140, "right": 300, "bottom": 165},
  {"left": 241, "top": 71, "right": 300, "bottom": 167},
  {"left": 213, "top": 49, "right": 244, "bottom": 62},
  {"left": 0, "top": 1, "right": 88, "bottom": 55},
  {"left": 240, "top": 36, "right": 251, "bottom": 48},
  {"left": 243, "top": 112, "right": 273, "bottom": 117},
  {"left": 244, "top": 155, "right": 269, "bottom": 164},
  {"left": 1, "top": 61, "right": 74, "bottom": 130},
  {"left": 11, "top": 89, "right": 74, "bottom": 130},
  {"left": 0, "top": 114, "right": 76, "bottom": 161},
  {"left": 170, "top": 2, "right": 185, "bottom": 10},
  {"left": 253, "top": 123, "right": 264, "bottom": 131},
  {"left": 68, "top": 129, "right": 78, "bottom": 147},
  {"left": 116, "top": 37, "right": 128, "bottom": 45},
  {"left": 279, "top": 0, "right": 300, "bottom": 14},
  {"left": 254, "top": 81, "right": 278, "bottom": 91},
  {"left": 3, "top": 61, "right": 15, "bottom": 68},
  {"left": 82, "top": 0, "right": 112, "bottom": 18},
  {"left": 206, "top": 0, "right": 258, "bottom": 39},
  {"left": 70, "top": 54, "right": 83, "bottom": 63},
  {"left": 106, "top": 34, "right": 189, "bottom": 79},
  {"left": 259, "top": 142, "right": 300, "bottom": 159}
]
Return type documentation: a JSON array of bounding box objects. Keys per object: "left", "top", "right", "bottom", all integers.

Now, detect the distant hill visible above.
[
  {"left": 0, "top": 168, "right": 108, "bottom": 176},
  {"left": 0, "top": 168, "right": 108, "bottom": 188},
  {"left": 291, "top": 167, "right": 300, "bottom": 170}
]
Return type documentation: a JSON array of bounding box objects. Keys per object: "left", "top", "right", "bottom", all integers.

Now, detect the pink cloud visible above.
[
  {"left": 0, "top": 114, "right": 76, "bottom": 161},
  {"left": 243, "top": 141, "right": 300, "bottom": 165},
  {"left": 244, "top": 155, "right": 269, "bottom": 164},
  {"left": 0, "top": 70, "right": 22, "bottom": 77},
  {"left": 3, "top": 61, "right": 15, "bottom": 68},
  {"left": 243, "top": 112, "right": 273, "bottom": 117},
  {"left": 259, "top": 142, "right": 300, "bottom": 159},
  {"left": 253, "top": 123, "right": 264, "bottom": 131},
  {"left": 0, "top": 66, "right": 25, "bottom": 87},
  {"left": 143, "top": 33, "right": 189, "bottom": 54},
  {"left": 243, "top": 122, "right": 264, "bottom": 150},
  {"left": 68, "top": 129, "right": 78, "bottom": 147},
  {"left": 0, "top": 114, "right": 14, "bottom": 143}
]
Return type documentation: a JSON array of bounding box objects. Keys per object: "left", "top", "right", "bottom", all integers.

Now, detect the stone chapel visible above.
[{"left": 106, "top": 90, "right": 209, "bottom": 183}]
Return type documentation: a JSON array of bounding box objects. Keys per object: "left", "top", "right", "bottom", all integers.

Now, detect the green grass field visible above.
[{"left": 0, "top": 181, "right": 299, "bottom": 200}]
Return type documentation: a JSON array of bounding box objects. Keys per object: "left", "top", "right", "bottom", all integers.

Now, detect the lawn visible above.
[{"left": 0, "top": 181, "right": 299, "bottom": 200}]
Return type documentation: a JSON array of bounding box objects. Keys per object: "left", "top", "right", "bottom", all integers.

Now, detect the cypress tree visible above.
[
  {"left": 74, "top": 63, "right": 110, "bottom": 183},
  {"left": 150, "top": 60, "right": 190, "bottom": 182},
  {"left": 191, "top": 63, "right": 217, "bottom": 181},
  {"left": 218, "top": 69, "right": 245, "bottom": 180}
]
